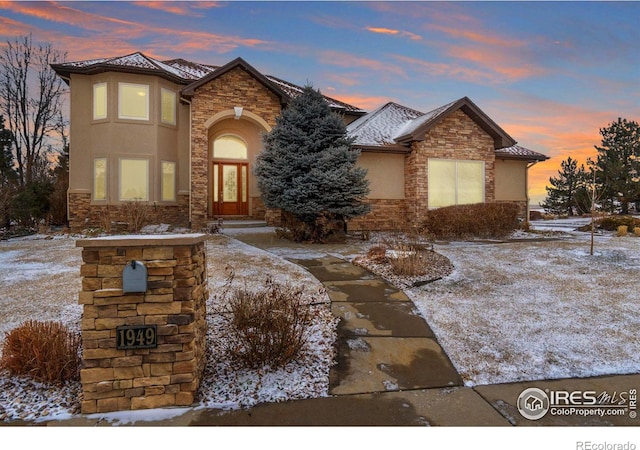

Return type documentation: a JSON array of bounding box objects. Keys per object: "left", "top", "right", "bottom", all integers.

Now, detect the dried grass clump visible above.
[
  {"left": 420, "top": 203, "right": 520, "bottom": 240},
  {"left": 388, "top": 248, "right": 428, "bottom": 277},
  {"left": 633, "top": 227, "right": 640, "bottom": 237},
  {"left": 0, "top": 320, "right": 81, "bottom": 385},
  {"left": 367, "top": 245, "right": 388, "bottom": 263},
  {"left": 617, "top": 225, "right": 629, "bottom": 237},
  {"left": 223, "top": 277, "right": 314, "bottom": 369}
]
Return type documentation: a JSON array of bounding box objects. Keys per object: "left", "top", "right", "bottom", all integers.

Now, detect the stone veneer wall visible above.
[
  {"left": 68, "top": 193, "right": 190, "bottom": 232},
  {"left": 346, "top": 199, "right": 408, "bottom": 231},
  {"left": 405, "top": 109, "right": 496, "bottom": 229},
  {"left": 190, "top": 67, "right": 282, "bottom": 229},
  {"left": 76, "top": 234, "right": 208, "bottom": 414}
]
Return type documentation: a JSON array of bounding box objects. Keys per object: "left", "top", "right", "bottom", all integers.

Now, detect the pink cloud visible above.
[
  {"left": 319, "top": 50, "right": 406, "bottom": 78},
  {"left": 366, "top": 26, "right": 422, "bottom": 41},
  {"left": 133, "top": 1, "right": 221, "bottom": 17},
  {"left": 0, "top": 1, "right": 269, "bottom": 59}
]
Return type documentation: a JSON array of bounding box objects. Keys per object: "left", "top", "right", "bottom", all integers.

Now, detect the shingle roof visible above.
[
  {"left": 347, "top": 102, "right": 424, "bottom": 148},
  {"left": 348, "top": 97, "right": 547, "bottom": 161},
  {"left": 495, "top": 144, "right": 549, "bottom": 162},
  {"left": 51, "top": 52, "right": 366, "bottom": 114}
]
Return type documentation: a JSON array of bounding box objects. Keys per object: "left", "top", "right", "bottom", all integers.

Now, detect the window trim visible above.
[
  {"left": 160, "top": 88, "right": 177, "bottom": 126},
  {"left": 428, "top": 158, "right": 485, "bottom": 208},
  {"left": 212, "top": 134, "right": 248, "bottom": 160},
  {"left": 93, "top": 157, "right": 107, "bottom": 201},
  {"left": 118, "top": 82, "right": 149, "bottom": 121},
  {"left": 160, "top": 160, "right": 176, "bottom": 202},
  {"left": 119, "top": 157, "right": 149, "bottom": 202},
  {"left": 93, "top": 82, "right": 108, "bottom": 121}
]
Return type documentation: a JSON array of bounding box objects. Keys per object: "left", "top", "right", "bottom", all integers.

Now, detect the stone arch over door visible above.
[{"left": 205, "top": 109, "right": 272, "bottom": 218}]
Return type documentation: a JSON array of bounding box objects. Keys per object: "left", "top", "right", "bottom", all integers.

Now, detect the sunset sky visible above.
[{"left": 1, "top": 1, "right": 639, "bottom": 205}]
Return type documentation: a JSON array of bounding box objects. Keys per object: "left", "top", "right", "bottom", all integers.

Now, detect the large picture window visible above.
[
  {"left": 161, "top": 161, "right": 176, "bottom": 202},
  {"left": 119, "top": 158, "right": 149, "bottom": 201},
  {"left": 428, "top": 159, "right": 484, "bottom": 208},
  {"left": 93, "top": 158, "right": 107, "bottom": 201},
  {"left": 118, "top": 83, "right": 149, "bottom": 120},
  {"left": 161, "top": 88, "right": 176, "bottom": 125},
  {"left": 93, "top": 83, "right": 107, "bottom": 120}
]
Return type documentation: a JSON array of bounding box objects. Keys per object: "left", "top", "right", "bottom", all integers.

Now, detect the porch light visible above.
[{"left": 234, "top": 106, "right": 243, "bottom": 120}]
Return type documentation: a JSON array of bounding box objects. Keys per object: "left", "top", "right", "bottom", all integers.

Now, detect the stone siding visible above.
[
  {"left": 190, "top": 67, "right": 282, "bottom": 229},
  {"left": 405, "top": 109, "right": 496, "bottom": 229},
  {"left": 76, "top": 235, "right": 208, "bottom": 414},
  {"left": 346, "top": 199, "right": 408, "bottom": 231},
  {"left": 68, "top": 193, "right": 190, "bottom": 232}
]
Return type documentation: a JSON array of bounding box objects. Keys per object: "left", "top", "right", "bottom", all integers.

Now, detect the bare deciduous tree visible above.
[{"left": 0, "top": 35, "right": 67, "bottom": 186}]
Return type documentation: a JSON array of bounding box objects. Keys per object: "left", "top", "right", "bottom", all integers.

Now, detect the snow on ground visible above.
[
  {"left": 408, "top": 232, "right": 640, "bottom": 386},
  {"left": 0, "top": 234, "right": 336, "bottom": 423}
]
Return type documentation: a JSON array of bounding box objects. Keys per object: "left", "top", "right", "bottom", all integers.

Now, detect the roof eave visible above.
[
  {"left": 394, "top": 97, "right": 517, "bottom": 149},
  {"left": 181, "top": 57, "right": 290, "bottom": 103},
  {"left": 352, "top": 144, "right": 411, "bottom": 154},
  {"left": 51, "top": 63, "right": 188, "bottom": 85}
]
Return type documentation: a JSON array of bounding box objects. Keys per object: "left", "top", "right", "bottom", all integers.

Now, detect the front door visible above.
[{"left": 212, "top": 162, "right": 248, "bottom": 216}]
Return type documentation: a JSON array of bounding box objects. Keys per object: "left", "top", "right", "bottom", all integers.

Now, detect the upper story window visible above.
[
  {"left": 161, "top": 88, "right": 176, "bottom": 125},
  {"left": 118, "top": 82, "right": 149, "bottom": 121},
  {"left": 93, "top": 82, "right": 107, "bottom": 120},
  {"left": 213, "top": 135, "right": 247, "bottom": 160}
]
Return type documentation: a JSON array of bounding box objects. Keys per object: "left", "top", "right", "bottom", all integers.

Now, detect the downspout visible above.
[
  {"left": 181, "top": 96, "right": 193, "bottom": 228},
  {"left": 526, "top": 161, "right": 539, "bottom": 222},
  {"left": 59, "top": 74, "right": 72, "bottom": 224}
]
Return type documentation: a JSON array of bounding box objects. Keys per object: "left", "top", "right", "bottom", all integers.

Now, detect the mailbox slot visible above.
[{"left": 122, "top": 260, "right": 147, "bottom": 293}]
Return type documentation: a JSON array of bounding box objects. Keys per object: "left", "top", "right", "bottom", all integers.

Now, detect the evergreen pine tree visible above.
[
  {"left": 593, "top": 118, "right": 640, "bottom": 214},
  {"left": 541, "top": 156, "right": 589, "bottom": 216},
  {"left": 254, "top": 85, "right": 370, "bottom": 241}
]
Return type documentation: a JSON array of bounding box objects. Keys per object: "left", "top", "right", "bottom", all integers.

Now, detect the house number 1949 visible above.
[{"left": 116, "top": 325, "right": 157, "bottom": 349}]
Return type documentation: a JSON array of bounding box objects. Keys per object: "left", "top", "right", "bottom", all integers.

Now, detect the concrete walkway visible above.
[{"left": 41, "top": 228, "right": 640, "bottom": 426}]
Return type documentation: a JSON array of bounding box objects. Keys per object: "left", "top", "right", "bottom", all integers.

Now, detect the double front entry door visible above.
[{"left": 212, "top": 162, "right": 249, "bottom": 216}]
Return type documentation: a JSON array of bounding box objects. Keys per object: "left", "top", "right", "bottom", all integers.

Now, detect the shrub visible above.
[
  {"left": 634, "top": 227, "right": 640, "bottom": 237},
  {"left": 420, "top": 203, "right": 519, "bottom": 240},
  {"left": 617, "top": 225, "right": 628, "bottom": 237},
  {"left": 118, "top": 199, "right": 149, "bottom": 233},
  {"left": 0, "top": 320, "right": 81, "bottom": 384},
  {"left": 594, "top": 216, "right": 640, "bottom": 232},
  {"left": 276, "top": 211, "right": 345, "bottom": 243},
  {"left": 222, "top": 277, "right": 313, "bottom": 369},
  {"left": 367, "top": 245, "right": 388, "bottom": 263}
]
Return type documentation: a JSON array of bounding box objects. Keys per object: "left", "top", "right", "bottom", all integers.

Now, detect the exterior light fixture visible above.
[{"left": 234, "top": 106, "right": 243, "bottom": 120}]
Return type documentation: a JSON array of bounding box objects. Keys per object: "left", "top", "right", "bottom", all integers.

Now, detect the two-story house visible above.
[{"left": 51, "top": 53, "right": 547, "bottom": 231}]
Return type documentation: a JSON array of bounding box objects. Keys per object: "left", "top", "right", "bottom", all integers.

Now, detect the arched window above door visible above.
[{"left": 212, "top": 135, "right": 247, "bottom": 160}]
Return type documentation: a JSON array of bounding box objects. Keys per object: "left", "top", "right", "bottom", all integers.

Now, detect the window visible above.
[
  {"left": 161, "top": 161, "right": 176, "bottom": 202},
  {"left": 161, "top": 88, "right": 176, "bottom": 125},
  {"left": 93, "top": 83, "right": 107, "bottom": 120},
  {"left": 428, "top": 159, "right": 484, "bottom": 208},
  {"left": 118, "top": 83, "right": 149, "bottom": 120},
  {"left": 119, "top": 158, "right": 148, "bottom": 201},
  {"left": 213, "top": 135, "right": 247, "bottom": 159},
  {"left": 93, "top": 158, "right": 107, "bottom": 201}
]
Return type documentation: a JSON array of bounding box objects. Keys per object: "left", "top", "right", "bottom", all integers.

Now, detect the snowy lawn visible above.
[
  {"left": 408, "top": 233, "right": 640, "bottom": 386},
  {"left": 0, "top": 234, "right": 336, "bottom": 423}
]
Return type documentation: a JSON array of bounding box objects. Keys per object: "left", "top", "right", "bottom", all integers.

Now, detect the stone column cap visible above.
[{"left": 76, "top": 234, "right": 208, "bottom": 248}]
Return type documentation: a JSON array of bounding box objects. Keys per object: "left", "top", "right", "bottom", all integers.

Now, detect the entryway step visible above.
[{"left": 216, "top": 220, "right": 268, "bottom": 229}]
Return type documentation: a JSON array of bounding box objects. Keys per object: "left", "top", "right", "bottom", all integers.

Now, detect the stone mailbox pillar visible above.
[{"left": 76, "top": 234, "right": 208, "bottom": 414}]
